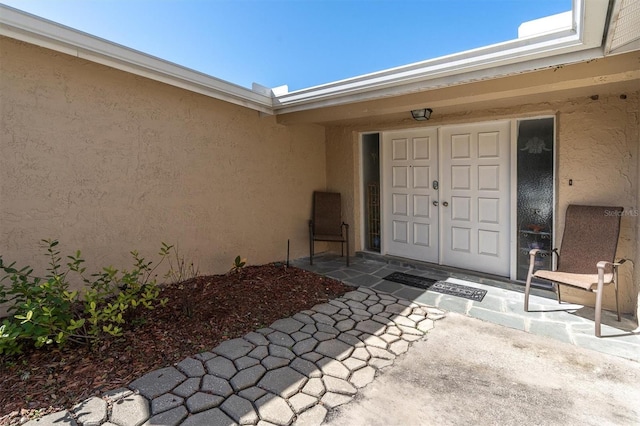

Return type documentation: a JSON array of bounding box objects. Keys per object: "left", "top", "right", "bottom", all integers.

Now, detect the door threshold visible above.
[{"left": 356, "top": 251, "right": 556, "bottom": 298}]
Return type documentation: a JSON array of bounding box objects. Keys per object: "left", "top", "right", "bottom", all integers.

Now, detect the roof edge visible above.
[
  {"left": 0, "top": 4, "right": 275, "bottom": 114},
  {"left": 272, "top": 0, "right": 610, "bottom": 112},
  {"left": 0, "top": 0, "right": 614, "bottom": 116}
]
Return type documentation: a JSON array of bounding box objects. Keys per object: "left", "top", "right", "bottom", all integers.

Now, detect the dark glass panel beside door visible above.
[{"left": 516, "top": 118, "right": 554, "bottom": 283}]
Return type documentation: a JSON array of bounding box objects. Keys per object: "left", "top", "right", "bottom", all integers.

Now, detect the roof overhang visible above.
[
  {"left": 605, "top": 0, "right": 640, "bottom": 55},
  {"left": 0, "top": 4, "right": 274, "bottom": 114},
  {"left": 1, "top": 0, "right": 637, "bottom": 117},
  {"left": 272, "top": 0, "right": 611, "bottom": 114}
]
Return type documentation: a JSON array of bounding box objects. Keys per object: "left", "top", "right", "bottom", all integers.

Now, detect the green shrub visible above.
[{"left": 0, "top": 240, "right": 173, "bottom": 355}]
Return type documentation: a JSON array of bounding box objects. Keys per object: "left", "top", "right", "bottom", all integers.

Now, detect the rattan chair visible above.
[
  {"left": 524, "top": 205, "right": 626, "bottom": 337},
  {"left": 309, "top": 191, "right": 349, "bottom": 266}
]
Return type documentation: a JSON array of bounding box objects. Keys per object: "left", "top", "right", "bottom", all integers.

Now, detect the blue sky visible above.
[{"left": 2, "top": 0, "right": 572, "bottom": 91}]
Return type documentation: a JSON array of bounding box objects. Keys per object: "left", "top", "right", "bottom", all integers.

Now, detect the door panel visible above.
[
  {"left": 382, "top": 128, "right": 439, "bottom": 262},
  {"left": 440, "top": 121, "right": 511, "bottom": 276}
]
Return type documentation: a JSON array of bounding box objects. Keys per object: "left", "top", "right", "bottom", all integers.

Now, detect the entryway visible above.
[{"left": 374, "top": 120, "right": 511, "bottom": 277}]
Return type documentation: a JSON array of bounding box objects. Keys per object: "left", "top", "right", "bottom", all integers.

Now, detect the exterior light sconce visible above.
[{"left": 411, "top": 108, "right": 432, "bottom": 121}]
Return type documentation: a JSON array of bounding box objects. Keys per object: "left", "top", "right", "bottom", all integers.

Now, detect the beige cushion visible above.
[{"left": 533, "top": 270, "right": 613, "bottom": 290}]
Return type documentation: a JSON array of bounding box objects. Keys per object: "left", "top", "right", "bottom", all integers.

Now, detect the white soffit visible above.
[
  {"left": 272, "top": 0, "right": 611, "bottom": 113},
  {"left": 606, "top": 0, "right": 640, "bottom": 54},
  {"left": 0, "top": 0, "right": 617, "bottom": 115}
]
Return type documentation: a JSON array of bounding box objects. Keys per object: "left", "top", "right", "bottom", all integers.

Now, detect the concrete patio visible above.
[{"left": 294, "top": 253, "right": 640, "bottom": 362}]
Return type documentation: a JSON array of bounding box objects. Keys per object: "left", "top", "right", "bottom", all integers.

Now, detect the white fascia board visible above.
[
  {"left": 275, "top": 47, "right": 609, "bottom": 115},
  {"left": 0, "top": 5, "right": 274, "bottom": 114},
  {"left": 0, "top": 0, "right": 611, "bottom": 116},
  {"left": 273, "top": 32, "right": 582, "bottom": 107},
  {"left": 272, "top": 0, "right": 610, "bottom": 112}
]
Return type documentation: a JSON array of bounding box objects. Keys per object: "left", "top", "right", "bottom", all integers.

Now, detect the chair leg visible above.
[
  {"left": 595, "top": 286, "right": 603, "bottom": 338},
  {"left": 309, "top": 240, "right": 314, "bottom": 265},
  {"left": 524, "top": 272, "right": 532, "bottom": 312},
  {"left": 555, "top": 283, "right": 562, "bottom": 304},
  {"left": 523, "top": 249, "right": 543, "bottom": 312},
  {"left": 614, "top": 276, "right": 621, "bottom": 322},
  {"left": 343, "top": 223, "right": 350, "bottom": 267},
  {"left": 346, "top": 235, "right": 349, "bottom": 267}
]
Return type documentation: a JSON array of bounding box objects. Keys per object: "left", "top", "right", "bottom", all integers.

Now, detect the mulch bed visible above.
[{"left": 0, "top": 264, "right": 353, "bottom": 425}]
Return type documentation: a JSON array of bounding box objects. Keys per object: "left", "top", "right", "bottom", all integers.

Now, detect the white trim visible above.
[
  {"left": 437, "top": 126, "right": 445, "bottom": 267},
  {"left": 0, "top": 5, "right": 274, "bottom": 114},
  {"left": 510, "top": 120, "right": 519, "bottom": 281},
  {"left": 358, "top": 134, "right": 367, "bottom": 253},
  {"left": 0, "top": 0, "right": 614, "bottom": 115},
  {"left": 360, "top": 132, "right": 384, "bottom": 254},
  {"left": 272, "top": 0, "right": 610, "bottom": 112},
  {"left": 551, "top": 115, "right": 558, "bottom": 272}
]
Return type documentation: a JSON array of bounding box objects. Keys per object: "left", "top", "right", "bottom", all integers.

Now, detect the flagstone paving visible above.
[{"left": 25, "top": 287, "right": 444, "bottom": 426}]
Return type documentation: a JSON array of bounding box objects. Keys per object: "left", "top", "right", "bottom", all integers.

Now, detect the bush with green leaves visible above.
[{"left": 0, "top": 240, "right": 174, "bottom": 355}]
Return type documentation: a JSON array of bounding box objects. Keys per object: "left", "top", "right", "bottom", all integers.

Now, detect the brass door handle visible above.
[
  {"left": 442, "top": 201, "right": 449, "bottom": 207},
  {"left": 432, "top": 201, "right": 439, "bottom": 206}
]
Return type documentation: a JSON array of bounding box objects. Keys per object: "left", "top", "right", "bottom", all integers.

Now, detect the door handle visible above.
[
  {"left": 442, "top": 201, "right": 449, "bottom": 207},
  {"left": 432, "top": 201, "right": 439, "bottom": 206}
]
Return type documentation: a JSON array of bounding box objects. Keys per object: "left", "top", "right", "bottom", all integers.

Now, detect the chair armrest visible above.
[
  {"left": 527, "top": 249, "right": 540, "bottom": 273},
  {"left": 597, "top": 260, "right": 627, "bottom": 269},
  {"left": 596, "top": 261, "right": 611, "bottom": 286},
  {"left": 596, "top": 260, "right": 628, "bottom": 286}
]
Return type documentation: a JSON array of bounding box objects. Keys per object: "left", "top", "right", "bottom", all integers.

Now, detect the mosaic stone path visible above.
[{"left": 25, "top": 287, "right": 445, "bottom": 426}]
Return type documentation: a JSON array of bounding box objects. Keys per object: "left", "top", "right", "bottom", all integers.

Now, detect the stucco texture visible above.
[
  {"left": 325, "top": 93, "right": 639, "bottom": 314},
  {"left": 0, "top": 37, "right": 326, "bottom": 284},
  {"left": 555, "top": 93, "right": 639, "bottom": 314}
]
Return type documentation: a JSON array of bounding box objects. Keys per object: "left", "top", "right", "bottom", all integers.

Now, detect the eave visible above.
[{"left": 1, "top": 0, "right": 636, "bottom": 118}]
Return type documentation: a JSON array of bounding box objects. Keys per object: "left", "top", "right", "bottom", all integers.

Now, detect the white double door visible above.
[{"left": 382, "top": 121, "right": 511, "bottom": 276}]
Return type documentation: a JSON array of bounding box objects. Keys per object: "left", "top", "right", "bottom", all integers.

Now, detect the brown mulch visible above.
[{"left": 0, "top": 264, "right": 353, "bottom": 425}]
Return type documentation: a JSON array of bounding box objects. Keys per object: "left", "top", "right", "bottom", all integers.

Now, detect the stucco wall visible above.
[
  {"left": 0, "top": 37, "right": 326, "bottom": 285},
  {"left": 325, "top": 92, "right": 639, "bottom": 314},
  {"left": 325, "top": 127, "right": 358, "bottom": 251},
  {"left": 555, "top": 92, "right": 639, "bottom": 315}
]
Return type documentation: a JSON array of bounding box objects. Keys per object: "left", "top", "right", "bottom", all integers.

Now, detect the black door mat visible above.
[
  {"left": 431, "top": 281, "right": 487, "bottom": 302},
  {"left": 384, "top": 272, "right": 437, "bottom": 290}
]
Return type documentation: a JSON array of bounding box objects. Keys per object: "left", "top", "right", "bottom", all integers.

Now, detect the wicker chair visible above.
[
  {"left": 309, "top": 191, "right": 349, "bottom": 266},
  {"left": 524, "top": 205, "right": 626, "bottom": 337}
]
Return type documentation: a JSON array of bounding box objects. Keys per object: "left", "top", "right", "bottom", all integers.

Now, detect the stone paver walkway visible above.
[
  {"left": 23, "top": 252, "right": 639, "bottom": 426},
  {"left": 24, "top": 287, "right": 445, "bottom": 426}
]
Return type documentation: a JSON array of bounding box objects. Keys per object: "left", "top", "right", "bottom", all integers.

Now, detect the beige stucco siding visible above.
[
  {"left": 325, "top": 92, "right": 639, "bottom": 314},
  {"left": 555, "top": 93, "right": 639, "bottom": 314},
  {"left": 325, "top": 127, "right": 358, "bottom": 250},
  {"left": 0, "top": 36, "right": 326, "bottom": 283}
]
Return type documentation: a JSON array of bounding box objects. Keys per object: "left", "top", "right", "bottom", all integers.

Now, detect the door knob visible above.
[
  {"left": 432, "top": 201, "right": 439, "bottom": 206},
  {"left": 442, "top": 201, "right": 449, "bottom": 207}
]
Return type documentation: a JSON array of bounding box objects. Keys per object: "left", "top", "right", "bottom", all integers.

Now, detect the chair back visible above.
[
  {"left": 313, "top": 192, "right": 343, "bottom": 236},
  {"left": 558, "top": 205, "right": 622, "bottom": 274}
]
